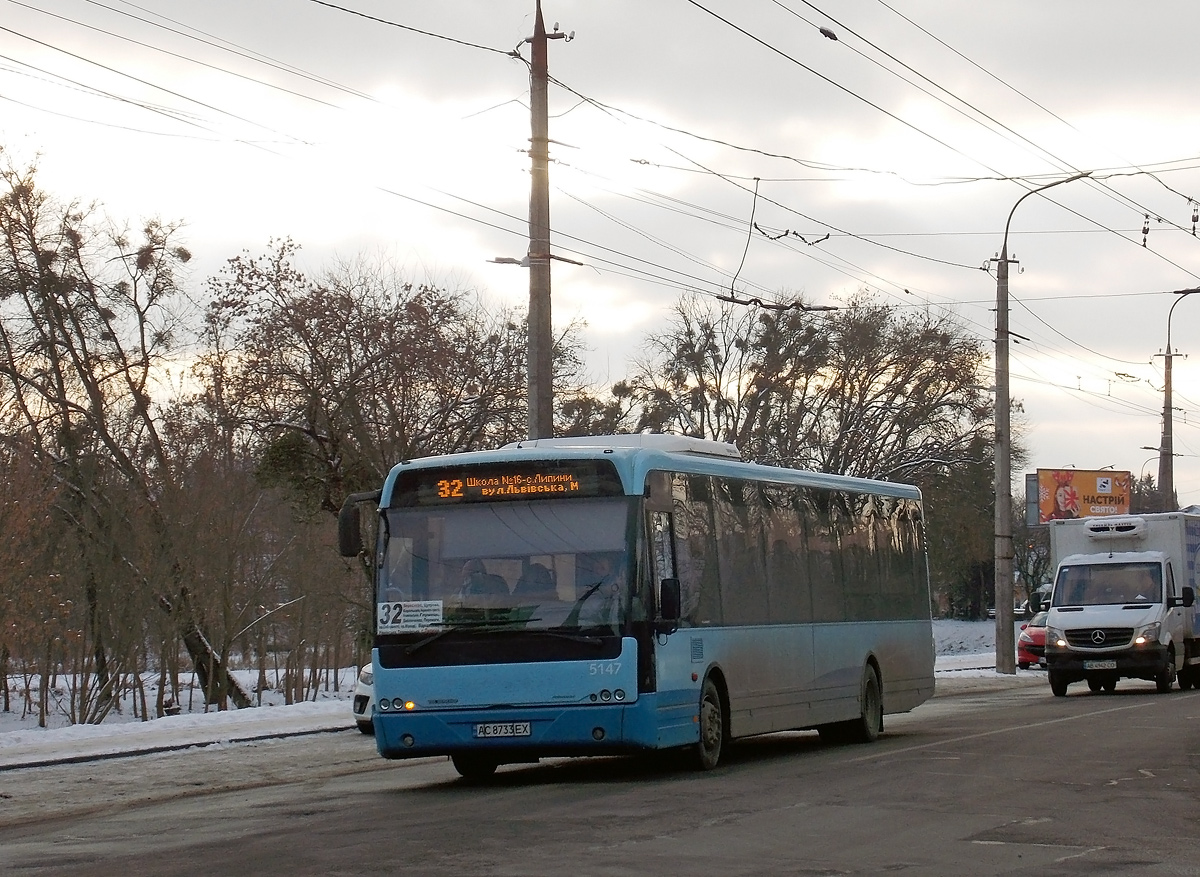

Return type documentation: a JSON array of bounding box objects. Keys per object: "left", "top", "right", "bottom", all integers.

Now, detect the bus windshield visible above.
[{"left": 378, "top": 497, "right": 634, "bottom": 636}]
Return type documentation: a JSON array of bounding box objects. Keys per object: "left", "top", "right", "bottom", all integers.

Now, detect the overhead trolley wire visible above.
[{"left": 7, "top": 0, "right": 340, "bottom": 108}]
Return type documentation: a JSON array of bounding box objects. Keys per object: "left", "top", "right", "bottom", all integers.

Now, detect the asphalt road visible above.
[{"left": 3, "top": 675, "right": 1199, "bottom": 876}]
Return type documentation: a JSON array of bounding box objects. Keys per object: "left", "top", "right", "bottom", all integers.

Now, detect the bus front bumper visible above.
[{"left": 374, "top": 696, "right": 668, "bottom": 761}]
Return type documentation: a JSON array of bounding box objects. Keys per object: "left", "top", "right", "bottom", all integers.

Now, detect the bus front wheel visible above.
[
  {"left": 451, "top": 753, "right": 498, "bottom": 780},
  {"left": 692, "top": 677, "right": 726, "bottom": 770}
]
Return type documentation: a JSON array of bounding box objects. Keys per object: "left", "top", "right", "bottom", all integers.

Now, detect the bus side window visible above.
[
  {"left": 672, "top": 472, "right": 721, "bottom": 626},
  {"left": 714, "top": 477, "right": 769, "bottom": 625},
  {"left": 650, "top": 511, "right": 676, "bottom": 582}
]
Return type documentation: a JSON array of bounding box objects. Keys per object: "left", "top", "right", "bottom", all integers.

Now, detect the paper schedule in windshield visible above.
[{"left": 378, "top": 600, "right": 443, "bottom": 633}]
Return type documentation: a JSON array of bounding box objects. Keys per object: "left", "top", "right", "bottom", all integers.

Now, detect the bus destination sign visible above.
[{"left": 393, "top": 460, "right": 624, "bottom": 506}]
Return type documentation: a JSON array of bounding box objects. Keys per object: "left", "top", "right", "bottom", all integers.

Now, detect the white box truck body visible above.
[{"left": 1045, "top": 513, "right": 1200, "bottom": 696}]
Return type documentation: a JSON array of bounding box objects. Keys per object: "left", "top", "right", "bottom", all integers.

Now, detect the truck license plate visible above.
[
  {"left": 1084, "top": 659, "right": 1117, "bottom": 670},
  {"left": 474, "top": 722, "right": 531, "bottom": 738}
]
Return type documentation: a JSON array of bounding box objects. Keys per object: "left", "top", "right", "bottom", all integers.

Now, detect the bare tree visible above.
[
  {"left": 0, "top": 152, "right": 249, "bottom": 709},
  {"left": 194, "top": 241, "right": 592, "bottom": 512},
  {"left": 627, "top": 291, "right": 991, "bottom": 481}
]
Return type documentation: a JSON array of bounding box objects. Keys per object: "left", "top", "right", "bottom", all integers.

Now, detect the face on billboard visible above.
[{"left": 1036, "top": 470, "right": 1130, "bottom": 523}]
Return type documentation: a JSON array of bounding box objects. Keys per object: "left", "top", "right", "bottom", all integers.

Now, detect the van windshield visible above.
[{"left": 1052, "top": 562, "right": 1162, "bottom": 607}]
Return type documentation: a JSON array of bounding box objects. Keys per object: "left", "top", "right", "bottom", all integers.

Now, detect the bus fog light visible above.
[
  {"left": 592, "top": 727, "right": 606, "bottom": 741},
  {"left": 589, "top": 693, "right": 598, "bottom": 702},
  {"left": 391, "top": 698, "right": 405, "bottom": 710},
  {"left": 600, "top": 689, "right": 611, "bottom": 702},
  {"left": 379, "top": 700, "right": 390, "bottom": 711},
  {"left": 614, "top": 689, "right": 625, "bottom": 701},
  {"left": 402, "top": 734, "right": 415, "bottom": 747}
]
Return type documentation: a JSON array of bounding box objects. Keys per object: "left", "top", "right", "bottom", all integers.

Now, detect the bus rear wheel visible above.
[
  {"left": 819, "top": 666, "right": 882, "bottom": 745},
  {"left": 451, "top": 753, "right": 498, "bottom": 780},
  {"left": 692, "top": 677, "right": 726, "bottom": 770}
]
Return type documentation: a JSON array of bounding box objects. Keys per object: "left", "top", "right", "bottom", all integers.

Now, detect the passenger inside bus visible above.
[
  {"left": 456, "top": 559, "right": 509, "bottom": 600},
  {"left": 513, "top": 562, "right": 557, "bottom": 601}
]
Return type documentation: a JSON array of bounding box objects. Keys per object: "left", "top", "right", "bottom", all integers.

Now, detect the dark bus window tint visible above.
[
  {"left": 762, "top": 483, "right": 812, "bottom": 624},
  {"left": 806, "top": 488, "right": 844, "bottom": 622},
  {"left": 875, "top": 497, "right": 921, "bottom": 619},
  {"left": 841, "top": 491, "right": 883, "bottom": 622},
  {"left": 672, "top": 473, "right": 721, "bottom": 626},
  {"left": 713, "top": 478, "right": 769, "bottom": 625}
]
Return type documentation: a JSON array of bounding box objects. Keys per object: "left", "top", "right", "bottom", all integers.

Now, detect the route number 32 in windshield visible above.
[{"left": 378, "top": 600, "right": 443, "bottom": 633}]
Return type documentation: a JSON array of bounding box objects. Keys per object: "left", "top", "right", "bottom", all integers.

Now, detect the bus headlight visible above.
[{"left": 1134, "top": 622, "right": 1161, "bottom": 645}]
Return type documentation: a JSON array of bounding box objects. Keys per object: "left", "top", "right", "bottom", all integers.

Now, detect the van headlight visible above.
[
  {"left": 1046, "top": 627, "right": 1066, "bottom": 649},
  {"left": 1134, "top": 622, "right": 1161, "bottom": 646},
  {"left": 358, "top": 667, "right": 374, "bottom": 685}
]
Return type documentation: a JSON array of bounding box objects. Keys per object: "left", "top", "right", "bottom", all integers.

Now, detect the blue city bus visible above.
[{"left": 339, "top": 434, "right": 934, "bottom": 778}]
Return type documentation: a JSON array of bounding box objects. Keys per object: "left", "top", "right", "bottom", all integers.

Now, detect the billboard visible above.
[{"left": 1036, "top": 469, "right": 1130, "bottom": 523}]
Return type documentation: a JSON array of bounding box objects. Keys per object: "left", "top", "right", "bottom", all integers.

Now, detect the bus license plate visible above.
[
  {"left": 474, "top": 722, "right": 531, "bottom": 739},
  {"left": 1084, "top": 659, "right": 1117, "bottom": 670}
]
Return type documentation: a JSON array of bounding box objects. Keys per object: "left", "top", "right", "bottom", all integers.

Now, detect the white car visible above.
[{"left": 352, "top": 665, "right": 375, "bottom": 734}]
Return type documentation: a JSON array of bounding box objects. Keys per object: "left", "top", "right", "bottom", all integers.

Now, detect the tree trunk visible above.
[{"left": 158, "top": 590, "right": 251, "bottom": 709}]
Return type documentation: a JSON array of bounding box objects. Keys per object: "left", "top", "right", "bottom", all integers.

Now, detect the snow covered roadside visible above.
[
  {"left": 0, "top": 620, "right": 1030, "bottom": 770},
  {"left": 0, "top": 700, "right": 351, "bottom": 769}
]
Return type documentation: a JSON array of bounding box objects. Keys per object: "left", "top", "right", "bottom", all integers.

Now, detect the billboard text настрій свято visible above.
[{"left": 1037, "top": 469, "right": 1130, "bottom": 523}]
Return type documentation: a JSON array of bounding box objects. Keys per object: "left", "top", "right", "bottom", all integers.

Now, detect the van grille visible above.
[{"left": 1065, "top": 628, "right": 1134, "bottom": 649}]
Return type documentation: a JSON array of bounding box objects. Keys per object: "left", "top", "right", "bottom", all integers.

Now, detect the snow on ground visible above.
[{"left": 0, "top": 620, "right": 1028, "bottom": 769}]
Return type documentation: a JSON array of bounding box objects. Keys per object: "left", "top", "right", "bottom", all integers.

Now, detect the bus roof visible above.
[
  {"left": 502, "top": 434, "right": 741, "bottom": 459},
  {"left": 379, "top": 434, "right": 922, "bottom": 506}
]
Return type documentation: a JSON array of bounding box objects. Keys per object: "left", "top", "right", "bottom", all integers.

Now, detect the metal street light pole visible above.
[
  {"left": 993, "top": 171, "right": 1091, "bottom": 674},
  {"left": 1157, "top": 289, "right": 1199, "bottom": 510}
]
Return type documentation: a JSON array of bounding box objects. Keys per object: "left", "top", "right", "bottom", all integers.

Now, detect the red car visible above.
[{"left": 1017, "top": 611, "right": 1048, "bottom": 670}]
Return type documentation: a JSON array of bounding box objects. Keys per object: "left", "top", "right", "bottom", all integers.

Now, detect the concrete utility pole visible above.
[
  {"left": 992, "top": 171, "right": 1090, "bottom": 675},
  {"left": 1158, "top": 289, "right": 1198, "bottom": 510},
  {"left": 525, "top": 1, "right": 570, "bottom": 439}
]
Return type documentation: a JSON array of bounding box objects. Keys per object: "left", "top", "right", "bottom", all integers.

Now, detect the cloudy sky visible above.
[{"left": 3, "top": 0, "right": 1199, "bottom": 500}]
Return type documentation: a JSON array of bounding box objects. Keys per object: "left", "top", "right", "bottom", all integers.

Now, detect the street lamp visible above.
[
  {"left": 1157, "top": 289, "right": 1199, "bottom": 510},
  {"left": 993, "top": 171, "right": 1091, "bottom": 675}
]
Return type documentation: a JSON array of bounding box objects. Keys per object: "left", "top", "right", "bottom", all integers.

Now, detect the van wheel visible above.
[
  {"left": 1103, "top": 676, "right": 1117, "bottom": 693},
  {"left": 692, "top": 677, "right": 726, "bottom": 770},
  {"left": 1179, "top": 667, "right": 1195, "bottom": 691},
  {"left": 1049, "top": 671, "right": 1069, "bottom": 697},
  {"left": 1087, "top": 677, "right": 1102, "bottom": 693},
  {"left": 1156, "top": 654, "right": 1176, "bottom": 693}
]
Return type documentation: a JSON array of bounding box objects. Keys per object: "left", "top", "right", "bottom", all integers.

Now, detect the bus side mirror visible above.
[
  {"left": 338, "top": 501, "right": 362, "bottom": 557},
  {"left": 655, "top": 578, "right": 681, "bottom": 635},
  {"left": 338, "top": 490, "right": 382, "bottom": 558}
]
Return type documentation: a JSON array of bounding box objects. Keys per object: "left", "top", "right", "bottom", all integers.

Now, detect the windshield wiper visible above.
[
  {"left": 404, "top": 619, "right": 537, "bottom": 655},
  {"left": 535, "top": 629, "right": 604, "bottom": 646},
  {"left": 562, "top": 579, "right": 607, "bottom": 629}
]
